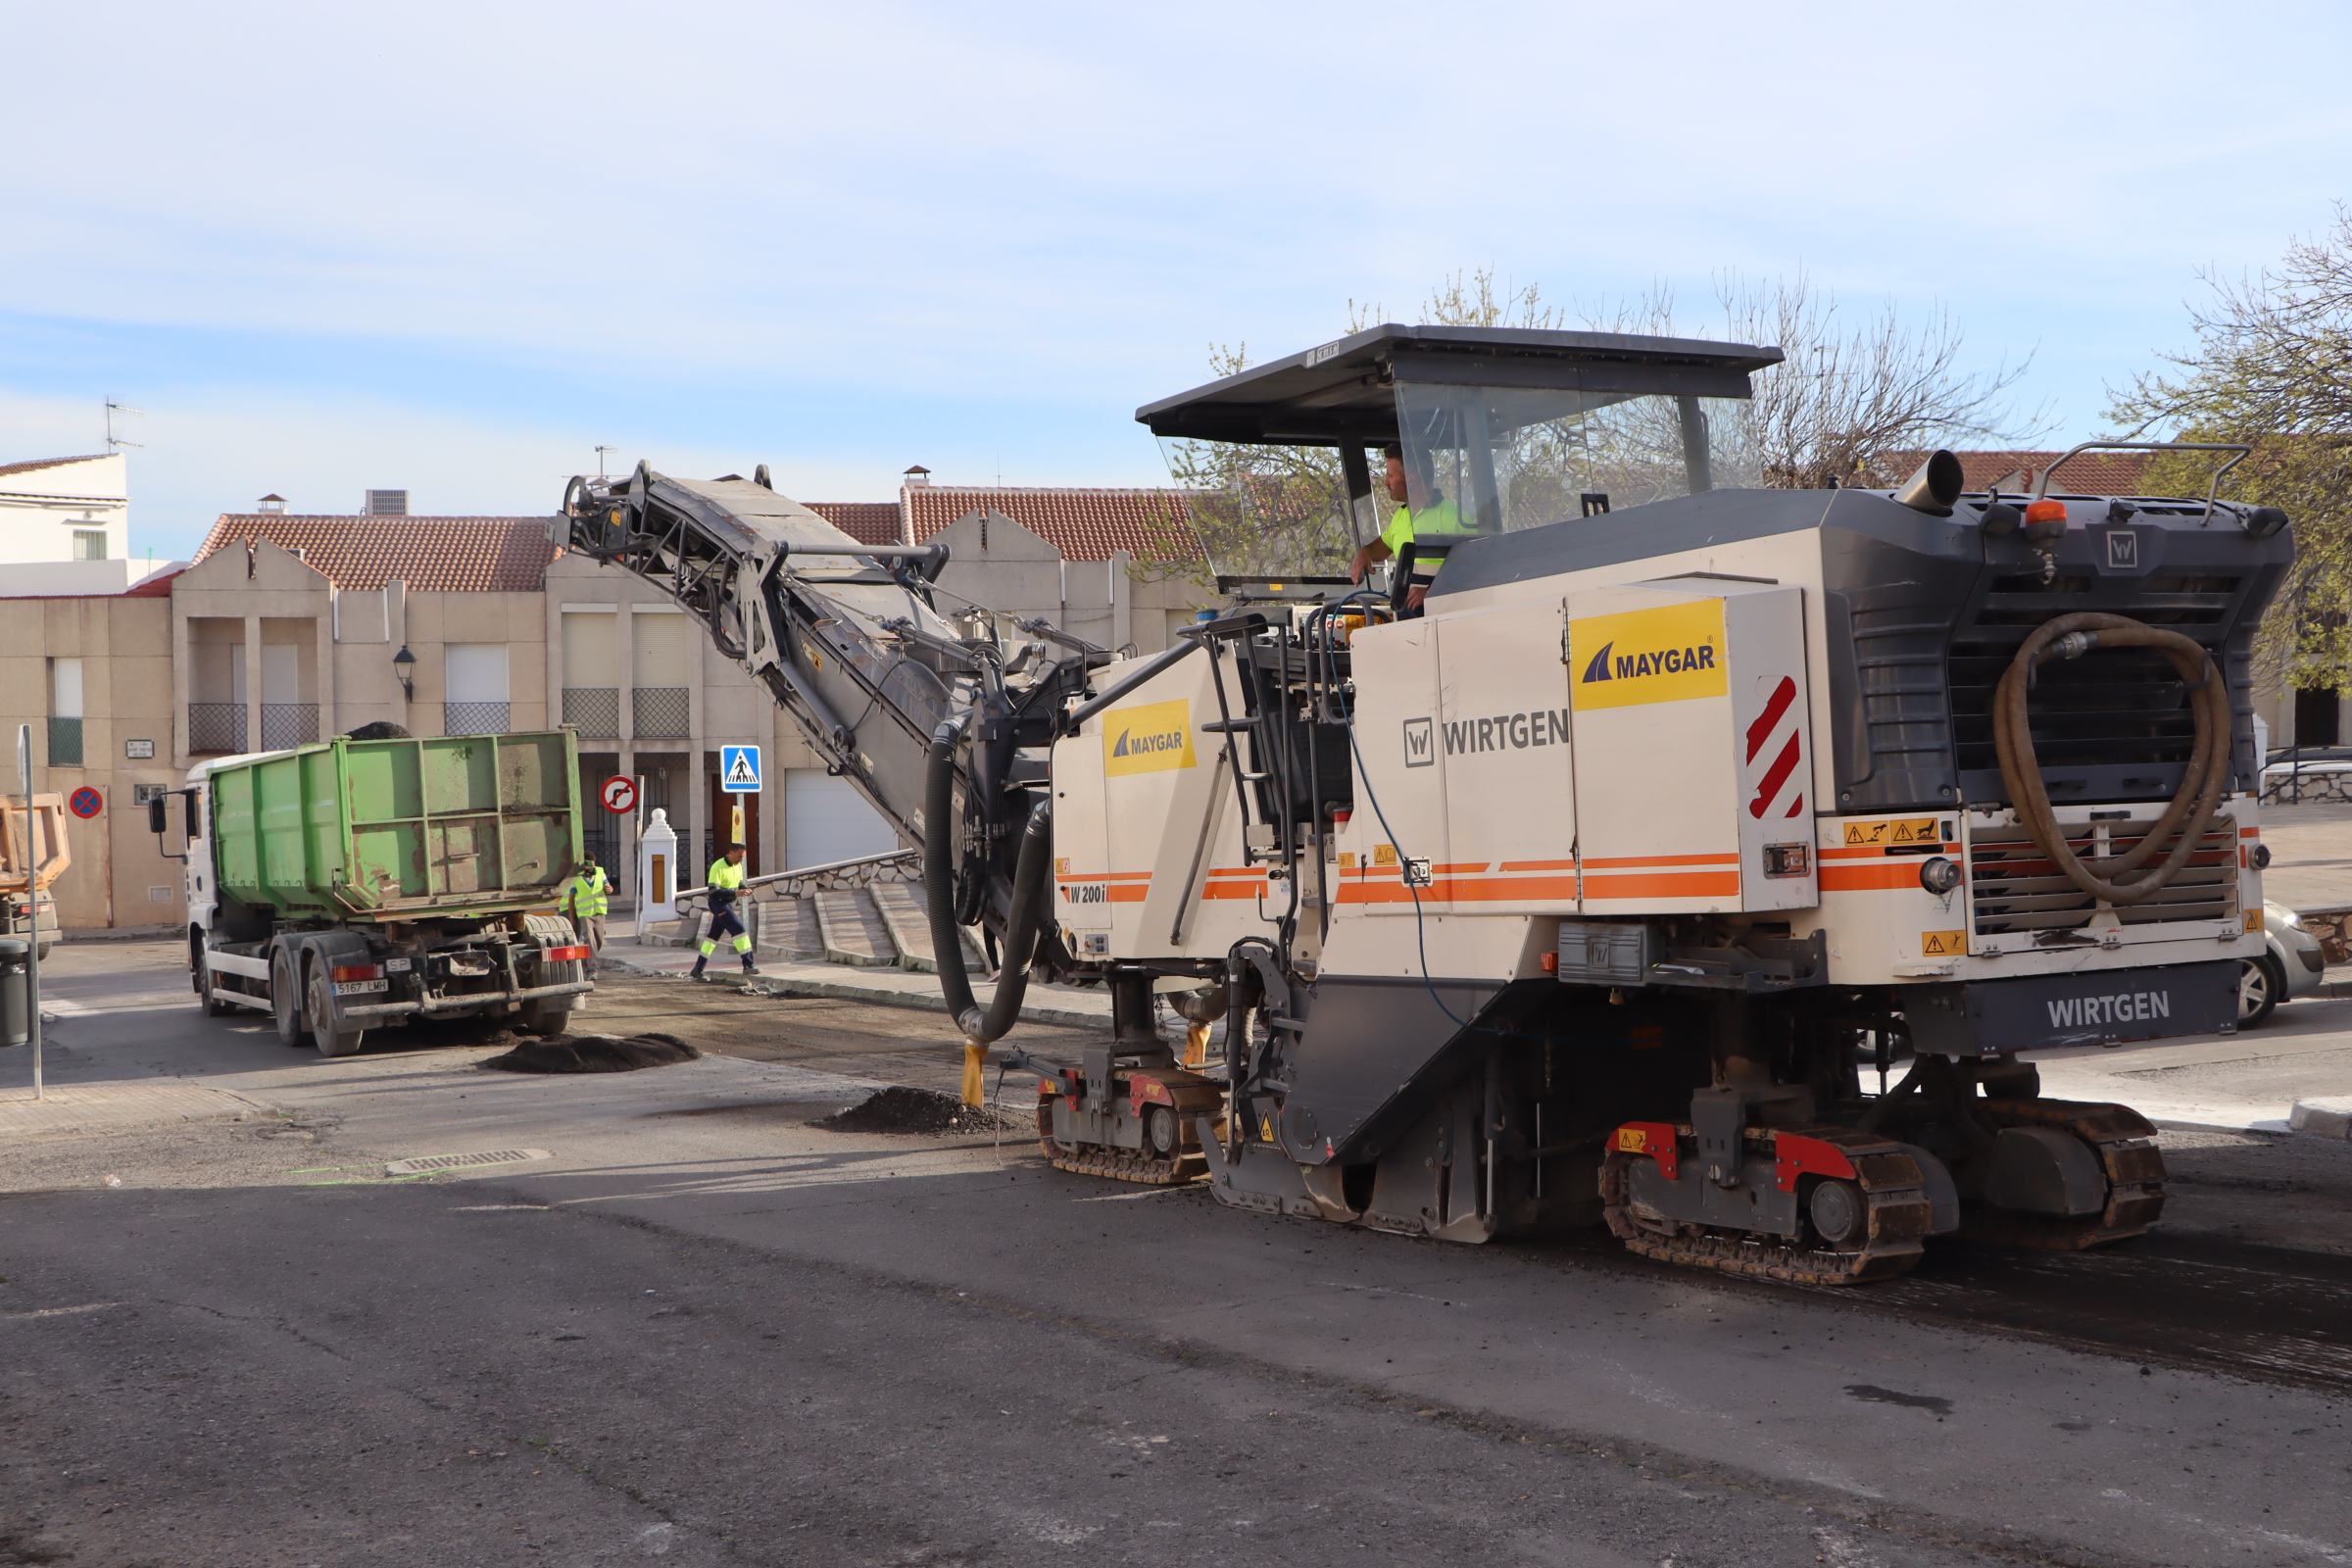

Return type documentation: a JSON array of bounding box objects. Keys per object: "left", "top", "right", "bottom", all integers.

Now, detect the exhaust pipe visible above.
[{"left": 1891, "top": 450, "right": 1964, "bottom": 516}]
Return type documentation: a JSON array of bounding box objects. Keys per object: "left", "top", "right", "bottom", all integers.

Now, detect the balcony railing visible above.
[
  {"left": 189, "top": 704, "right": 246, "bottom": 755},
  {"left": 633, "top": 687, "right": 691, "bottom": 739},
  {"left": 564, "top": 687, "right": 620, "bottom": 736},
  {"left": 46, "top": 716, "right": 82, "bottom": 767},
  {"left": 444, "top": 702, "right": 511, "bottom": 737},
  {"left": 260, "top": 703, "right": 318, "bottom": 751}
]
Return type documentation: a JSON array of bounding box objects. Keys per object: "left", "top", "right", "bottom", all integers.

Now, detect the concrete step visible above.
[
  {"left": 754, "top": 896, "right": 824, "bottom": 959},
  {"left": 868, "top": 882, "right": 987, "bottom": 974},
  {"left": 814, "top": 889, "right": 897, "bottom": 967}
]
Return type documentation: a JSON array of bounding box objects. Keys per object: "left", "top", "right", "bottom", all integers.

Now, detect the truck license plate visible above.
[{"left": 333, "top": 979, "right": 388, "bottom": 996}]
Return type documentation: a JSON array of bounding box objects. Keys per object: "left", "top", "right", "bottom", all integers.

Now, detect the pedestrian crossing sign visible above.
[{"left": 720, "top": 745, "right": 762, "bottom": 792}]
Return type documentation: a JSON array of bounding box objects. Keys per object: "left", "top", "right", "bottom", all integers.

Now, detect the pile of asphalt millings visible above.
[
  {"left": 481, "top": 1031, "right": 702, "bottom": 1073},
  {"left": 810, "top": 1085, "right": 1027, "bottom": 1136}
]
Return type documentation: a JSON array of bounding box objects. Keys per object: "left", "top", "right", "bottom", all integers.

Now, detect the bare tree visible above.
[
  {"left": 1698, "top": 273, "right": 2043, "bottom": 489},
  {"left": 2110, "top": 205, "right": 2352, "bottom": 696}
]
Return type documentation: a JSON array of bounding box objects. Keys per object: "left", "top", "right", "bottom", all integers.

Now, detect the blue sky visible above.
[{"left": 7, "top": 0, "right": 2351, "bottom": 562}]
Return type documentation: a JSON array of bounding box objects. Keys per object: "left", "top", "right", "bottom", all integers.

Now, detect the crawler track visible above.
[
  {"left": 1600, "top": 1125, "right": 1936, "bottom": 1286},
  {"left": 1038, "top": 1103, "right": 1203, "bottom": 1186},
  {"left": 1960, "top": 1098, "right": 2167, "bottom": 1249}
]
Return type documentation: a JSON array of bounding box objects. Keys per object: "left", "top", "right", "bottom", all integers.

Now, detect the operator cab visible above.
[{"left": 1137, "top": 324, "right": 1783, "bottom": 607}]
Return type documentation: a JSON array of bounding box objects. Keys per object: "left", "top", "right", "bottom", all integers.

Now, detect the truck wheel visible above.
[
  {"left": 271, "top": 948, "right": 310, "bottom": 1048},
  {"left": 306, "top": 955, "right": 368, "bottom": 1058}
]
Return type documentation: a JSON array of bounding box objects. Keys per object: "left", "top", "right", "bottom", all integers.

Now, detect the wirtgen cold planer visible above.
[{"left": 563, "top": 324, "right": 2289, "bottom": 1284}]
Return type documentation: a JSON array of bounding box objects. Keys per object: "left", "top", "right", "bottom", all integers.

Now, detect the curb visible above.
[{"left": 2288, "top": 1098, "right": 2352, "bottom": 1140}]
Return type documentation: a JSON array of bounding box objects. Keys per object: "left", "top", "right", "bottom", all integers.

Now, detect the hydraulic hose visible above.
[
  {"left": 924, "top": 721, "right": 1054, "bottom": 1101},
  {"left": 1992, "top": 612, "right": 2234, "bottom": 906}
]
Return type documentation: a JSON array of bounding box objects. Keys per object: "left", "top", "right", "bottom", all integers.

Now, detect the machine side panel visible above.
[
  {"left": 1407, "top": 597, "right": 1579, "bottom": 914},
  {"left": 1053, "top": 659, "right": 1204, "bottom": 953},
  {"left": 1131, "top": 657, "right": 1254, "bottom": 957},
  {"left": 1049, "top": 716, "right": 1114, "bottom": 952},
  {"left": 1724, "top": 587, "right": 1820, "bottom": 910},
  {"left": 1569, "top": 583, "right": 1742, "bottom": 913},
  {"left": 1335, "top": 618, "right": 1449, "bottom": 909}
]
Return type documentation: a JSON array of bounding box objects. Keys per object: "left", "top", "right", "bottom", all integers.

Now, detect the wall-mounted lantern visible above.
[{"left": 392, "top": 645, "right": 416, "bottom": 701}]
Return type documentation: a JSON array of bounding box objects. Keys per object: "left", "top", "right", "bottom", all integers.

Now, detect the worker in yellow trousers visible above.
[{"left": 687, "top": 844, "right": 759, "bottom": 981}]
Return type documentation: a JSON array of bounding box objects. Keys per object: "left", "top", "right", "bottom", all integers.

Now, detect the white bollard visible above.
[{"left": 636, "top": 807, "right": 678, "bottom": 937}]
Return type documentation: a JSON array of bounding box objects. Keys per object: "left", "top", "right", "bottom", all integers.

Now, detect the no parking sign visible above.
[{"left": 69, "top": 786, "right": 103, "bottom": 819}]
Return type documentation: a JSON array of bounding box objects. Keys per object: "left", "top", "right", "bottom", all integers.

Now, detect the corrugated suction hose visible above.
[{"left": 1992, "top": 612, "right": 2233, "bottom": 906}]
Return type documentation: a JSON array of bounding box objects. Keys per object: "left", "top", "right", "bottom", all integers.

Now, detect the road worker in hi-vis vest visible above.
[
  {"left": 688, "top": 844, "right": 758, "bottom": 981},
  {"left": 1348, "top": 443, "right": 1477, "bottom": 616}
]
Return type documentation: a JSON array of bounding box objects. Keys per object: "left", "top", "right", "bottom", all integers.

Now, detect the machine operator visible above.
[
  {"left": 1348, "top": 443, "right": 1474, "bottom": 615},
  {"left": 688, "top": 843, "right": 760, "bottom": 982}
]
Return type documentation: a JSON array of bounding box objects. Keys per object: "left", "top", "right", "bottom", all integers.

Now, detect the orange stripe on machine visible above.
[
  {"left": 1820, "top": 862, "right": 1936, "bottom": 892},
  {"left": 1581, "top": 870, "right": 1741, "bottom": 900}
]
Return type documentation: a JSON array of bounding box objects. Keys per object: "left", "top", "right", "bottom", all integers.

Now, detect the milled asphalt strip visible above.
[{"left": 421, "top": 1170, "right": 2148, "bottom": 1568}]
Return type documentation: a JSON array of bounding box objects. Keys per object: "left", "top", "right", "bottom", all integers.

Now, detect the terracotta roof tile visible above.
[
  {"left": 1874, "top": 449, "right": 2156, "bottom": 497},
  {"left": 903, "top": 485, "right": 1203, "bottom": 562},
  {"left": 803, "top": 502, "right": 905, "bottom": 546},
  {"left": 0, "top": 455, "right": 111, "bottom": 480},
  {"left": 197, "top": 515, "right": 558, "bottom": 592}
]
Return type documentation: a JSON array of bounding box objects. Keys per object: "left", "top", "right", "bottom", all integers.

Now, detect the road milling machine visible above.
[{"left": 562, "top": 324, "right": 2290, "bottom": 1284}]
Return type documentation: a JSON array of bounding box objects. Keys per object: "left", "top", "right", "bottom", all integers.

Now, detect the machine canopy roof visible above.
[{"left": 1136, "top": 324, "right": 1785, "bottom": 449}]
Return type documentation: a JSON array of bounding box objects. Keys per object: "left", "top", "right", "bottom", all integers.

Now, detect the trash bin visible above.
[{"left": 0, "top": 938, "right": 26, "bottom": 1049}]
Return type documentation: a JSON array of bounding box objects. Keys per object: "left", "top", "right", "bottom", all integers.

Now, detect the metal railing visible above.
[
  {"left": 188, "top": 704, "right": 246, "bottom": 754},
  {"left": 633, "top": 687, "right": 690, "bottom": 738},
  {"left": 443, "top": 702, "right": 511, "bottom": 736},
  {"left": 259, "top": 703, "right": 318, "bottom": 750},
  {"left": 45, "top": 716, "right": 81, "bottom": 767},
  {"left": 563, "top": 687, "right": 620, "bottom": 736}
]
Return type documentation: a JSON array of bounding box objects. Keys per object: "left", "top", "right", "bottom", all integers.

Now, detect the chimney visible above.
[
  {"left": 902, "top": 466, "right": 931, "bottom": 487},
  {"left": 257, "top": 494, "right": 287, "bottom": 514},
  {"left": 365, "top": 489, "right": 409, "bottom": 517}
]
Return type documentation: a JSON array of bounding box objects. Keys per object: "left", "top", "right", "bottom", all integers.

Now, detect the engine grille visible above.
[
  {"left": 1946, "top": 574, "right": 2241, "bottom": 802},
  {"left": 1968, "top": 814, "right": 2240, "bottom": 937}
]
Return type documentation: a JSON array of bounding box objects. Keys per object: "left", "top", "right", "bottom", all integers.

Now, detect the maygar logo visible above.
[
  {"left": 1102, "top": 698, "right": 1197, "bottom": 776},
  {"left": 1570, "top": 598, "right": 1730, "bottom": 711}
]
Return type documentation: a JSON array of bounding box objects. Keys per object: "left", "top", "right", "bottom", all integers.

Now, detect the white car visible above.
[{"left": 2240, "top": 901, "right": 2327, "bottom": 1027}]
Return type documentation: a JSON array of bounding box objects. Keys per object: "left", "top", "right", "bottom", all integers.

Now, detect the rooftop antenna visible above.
[
  {"left": 595, "top": 445, "right": 616, "bottom": 479},
  {"left": 106, "top": 400, "right": 144, "bottom": 450}
]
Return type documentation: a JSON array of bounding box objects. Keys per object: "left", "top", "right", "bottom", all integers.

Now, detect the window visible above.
[
  {"left": 444, "top": 643, "right": 511, "bottom": 735},
  {"left": 72, "top": 530, "right": 108, "bottom": 561},
  {"left": 48, "top": 658, "right": 83, "bottom": 766}
]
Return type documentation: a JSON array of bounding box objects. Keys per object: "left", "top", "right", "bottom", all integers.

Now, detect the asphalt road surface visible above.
[{"left": 4, "top": 945, "right": 2350, "bottom": 1568}]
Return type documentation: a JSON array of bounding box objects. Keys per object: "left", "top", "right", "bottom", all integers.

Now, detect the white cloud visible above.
[{"left": 2, "top": 0, "right": 2349, "bottom": 447}]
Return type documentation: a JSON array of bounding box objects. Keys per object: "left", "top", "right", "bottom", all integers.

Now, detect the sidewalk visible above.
[{"left": 594, "top": 930, "right": 1118, "bottom": 1031}]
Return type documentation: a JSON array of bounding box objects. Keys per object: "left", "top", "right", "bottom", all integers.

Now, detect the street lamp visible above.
[{"left": 392, "top": 645, "right": 416, "bottom": 701}]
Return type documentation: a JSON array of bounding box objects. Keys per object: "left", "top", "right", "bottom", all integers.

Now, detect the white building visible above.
[{"left": 0, "top": 454, "right": 130, "bottom": 564}]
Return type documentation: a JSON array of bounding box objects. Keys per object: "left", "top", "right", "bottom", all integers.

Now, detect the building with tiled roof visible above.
[
  {"left": 1868, "top": 449, "right": 2156, "bottom": 497},
  {"left": 805, "top": 477, "right": 1206, "bottom": 562},
  {"left": 195, "top": 514, "right": 559, "bottom": 593},
  {"left": 803, "top": 502, "right": 904, "bottom": 547}
]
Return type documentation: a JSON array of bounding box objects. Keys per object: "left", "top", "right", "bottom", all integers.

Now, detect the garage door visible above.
[{"left": 783, "top": 768, "right": 901, "bottom": 869}]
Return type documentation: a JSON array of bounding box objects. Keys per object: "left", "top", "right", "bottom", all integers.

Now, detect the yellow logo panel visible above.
[
  {"left": 1571, "top": 599, "right": 1729, "bottom": 710},
  {"left": 1102, "top": 699, "right": 1196, "bottom": 776}
]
